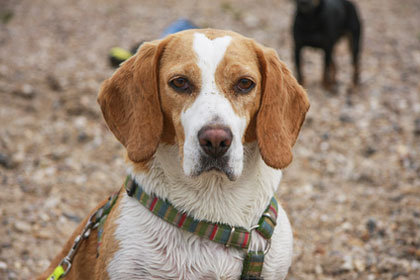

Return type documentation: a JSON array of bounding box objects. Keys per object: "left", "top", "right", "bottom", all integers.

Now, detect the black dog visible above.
[{"left": 293, "top": 0, "right": 362, "bottom": 89}]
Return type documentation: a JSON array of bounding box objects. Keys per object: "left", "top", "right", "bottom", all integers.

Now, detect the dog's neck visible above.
[{"left": 128, "top": 142, "right": 282, "bottom": 229}]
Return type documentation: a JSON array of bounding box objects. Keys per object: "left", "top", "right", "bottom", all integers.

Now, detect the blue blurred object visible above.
[
  {"left": 109, "top": 19, "right": 198, "bottom": 68},
  {"left": 160, "top": 19, "right": 198, "bottom": 38}
]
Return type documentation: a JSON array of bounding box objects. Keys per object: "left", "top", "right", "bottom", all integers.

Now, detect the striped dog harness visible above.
[{"left": 125, "top": 176, "right": 279, "bottom": 279}]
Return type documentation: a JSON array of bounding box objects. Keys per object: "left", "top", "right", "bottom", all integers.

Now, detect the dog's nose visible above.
[{"left": 198, "top": 126, "right": 232, "bottom": 158}]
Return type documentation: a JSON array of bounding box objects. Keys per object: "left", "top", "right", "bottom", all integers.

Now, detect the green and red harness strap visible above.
[
  {"left": 125, "top": 176, "right": 279, "bottom": 280},
  {"left": 46, "top": 191, "right": 119, "bottom": 280}
]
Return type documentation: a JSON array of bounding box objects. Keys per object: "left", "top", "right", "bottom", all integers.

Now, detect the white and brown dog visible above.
[{"left": 38, "top": 29, "right": 309, "bottom": 280}]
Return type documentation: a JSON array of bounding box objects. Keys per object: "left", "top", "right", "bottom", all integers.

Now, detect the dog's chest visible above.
[
  {"left": 106, "top": 192, "right": 293, "bottom": 280},
  {"left": 107, "top": 194, "right": 244, "bottom": 280}
]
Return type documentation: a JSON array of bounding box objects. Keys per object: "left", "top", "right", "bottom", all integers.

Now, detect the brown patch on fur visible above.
[
  {"left": 97, "top": 38, "right": 169, "bottom": 163},
  {"left": 244, "top": 115, "right": 257, "bottom": 142},
  {"left": 254, "top": 43, "right": 310, "bottom": 169},
  {"left": 36, "top": 190, "right": 125, "bottom": 280}
]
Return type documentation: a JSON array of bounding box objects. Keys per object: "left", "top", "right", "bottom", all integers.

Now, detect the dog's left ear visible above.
[
  {"left": 97, "top": 39, "right": 168, "bottom": 163},
  {"left": 255, "top": 44, "right": 310, "bottom": 169}
]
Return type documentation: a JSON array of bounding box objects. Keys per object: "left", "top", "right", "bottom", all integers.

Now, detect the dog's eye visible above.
[
  {"left": 235, "top": 78, "right": 255, "bottom": 93},
  {"left": 169, "top": 77, "right": 192, "bottom": 93}
]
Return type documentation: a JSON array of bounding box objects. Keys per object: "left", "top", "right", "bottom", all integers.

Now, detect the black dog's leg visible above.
[
  {"left": 350, "top": 22, "right": 361, "bottom": 86},
  {"left": 322, "top": 46, "right": 335, "bottom": 90},
  {"left": 350, "top": 33, "right": 360, "bottom": 86},
  {"left": 294, "top": 44, "right": 304, "bottom": 86},
  {"left": 346, "top": 1, "right": 362, "bottom": 86}
]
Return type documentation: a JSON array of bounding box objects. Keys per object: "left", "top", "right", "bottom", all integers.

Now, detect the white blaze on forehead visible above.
[
  {"left": 180, "top": 32, "right": 247, "bottom": 180},
  {"left": 192, "top": 33, "right": 232, "bottom": 84}
]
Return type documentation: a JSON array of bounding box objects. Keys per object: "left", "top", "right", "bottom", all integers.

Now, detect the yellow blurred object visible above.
[{"left": 110, "top": 47, "right": 133, "bottom": 61}]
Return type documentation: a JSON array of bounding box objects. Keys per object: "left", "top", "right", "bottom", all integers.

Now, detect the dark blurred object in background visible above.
[
  {"left": 108, "top": 19, "right": 197, "bottom": 68},
  {"left": 292, "top": 0, "right": 362, "bottom": 90}
]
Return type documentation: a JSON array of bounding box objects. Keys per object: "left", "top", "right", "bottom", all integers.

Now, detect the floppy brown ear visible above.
[
  {"left": 256, "top": 46, "right": 310, "bottom": 169},
  {"left": 97, "top": 40, "right": 167, "bottom": 162}
]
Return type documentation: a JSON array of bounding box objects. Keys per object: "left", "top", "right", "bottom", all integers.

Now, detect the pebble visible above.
[
  {"left": 13, "top": 84, "right": 36, "bottom": 99},
  {"left": 363, "top": 146, "right": 377, "bottom": 157},
  {"left": 0, "top": 261, "right": 7, "bottom": 270},
  {"left": 243, "top": 13, "right": 260, "bottom": 28},
  {"left": 339, "top": 114, "right": 353, "bottom": 123},
  {"left": 315, "top": 264, "right": 323, "bottom": 274},
  {"left": 366, "top": 218, "right": 377, "bottom": 233},
  {"left": 411, "top": 260, "right": 420, "bottom": 270},
  {"left": 0, "top": 153, "right": 14, "bottom": 169},
  {"left": 336, "top": 194, "right": 347, "bottom": 203},
  {"left": 13, "top": 221, "right": 32, "bottom": 233},
  {"left": 367, "top": 275, "right": 376, "bottom": 280},
  {"left": 8, "top": 271, "right": 17, "bottom": 280},
  {"left": 44, "top": 197, "right": 60, "bottom": 209},
  {"left": 46, "top": 75, "right": 62, "bottom": 91},
  {"left": 34, "top": 229, "right": 52, "bottom": 239},
  {"left": 39, "top": 212, "right": 50, "bottom": 222},
  {"left": 78, "top": 131, "right": 89, "bottom": 142},
  {"left": 354, "top": 258, "right": 366, "bottom": 272},
  {"left": 341, "top": 255, "right": 354, "bottom": 271},
  {"left": 340, "top": 222, "right": 353, "bottom": 231},
  {"left": 414, "top": 118, "right": 420, "bottom": 136},
  {"left": 13, "top": 261, "right": 21, "bottom": 270}
]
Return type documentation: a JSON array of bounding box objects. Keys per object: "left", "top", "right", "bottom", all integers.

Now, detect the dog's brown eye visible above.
[
  {"left": 170, "top": 77, "right": 192, "bottom": 93},
  {"left": 235, "top": 78, "right": 255, "bottom": 93}
]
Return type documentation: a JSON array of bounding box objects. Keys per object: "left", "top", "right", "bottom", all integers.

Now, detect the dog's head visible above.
[
  {"left": 98, "top": 29, "right": 309, "bottom": 181},
  {"left": 296, "top": 0, "right": 321, "bottom": 13}
]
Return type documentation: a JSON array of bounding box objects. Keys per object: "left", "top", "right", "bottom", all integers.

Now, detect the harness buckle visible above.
[{"left": 262, "top": 212, "right": 277, "bottom": 225}]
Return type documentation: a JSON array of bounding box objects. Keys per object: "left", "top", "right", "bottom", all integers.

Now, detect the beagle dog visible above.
[{"left": 38, "top": 29, "right": 309, "bottom": 280}]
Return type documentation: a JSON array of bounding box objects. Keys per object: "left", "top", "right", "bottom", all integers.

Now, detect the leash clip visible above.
[
  {"left": 52, "top": 213, "right": 96, "bottom": 278},
  {"left": 59, "top": 258, "right": 72, "bottom": 277}
]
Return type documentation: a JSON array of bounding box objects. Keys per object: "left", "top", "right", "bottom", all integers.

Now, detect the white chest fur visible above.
[{"left": 107, "top": 192, "right": 293, "bottom": 280}]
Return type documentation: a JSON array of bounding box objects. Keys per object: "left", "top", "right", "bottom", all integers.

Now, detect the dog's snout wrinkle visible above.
[{"left": 198, "top": 126, "right": 232, "bottom": 158}]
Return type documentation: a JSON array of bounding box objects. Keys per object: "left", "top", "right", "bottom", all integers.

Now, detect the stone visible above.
[
  {"left": 13, "top": 221, "right": 31, "bottom": 233},
  {"left": 13, "top": 84, "right": 36, "bottom": 99},
  {"left": 341, "top": 255, "right": 354, "bottom": 271},
  {"left": 354, "top": 258, "right": 366, "bottom": 272},
  {"left": 414, "top": 118, "right": 420, "bottom": 136},
  {"left": 366, "top": 218, "right": 377, "bottom": 234},
  {"left": 315, "top": 264, "right": 323, "bottom": 274},
  {"left": 0, "top": 153, "right": 15, "bottom": 169},
  {"left": 0, "top": 261, "right": 7, "bottom": 270}
]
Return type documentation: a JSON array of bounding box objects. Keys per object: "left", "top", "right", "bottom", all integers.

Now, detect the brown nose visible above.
[{"left": 198, "top": 126, "right": 233, "bottom": 158}]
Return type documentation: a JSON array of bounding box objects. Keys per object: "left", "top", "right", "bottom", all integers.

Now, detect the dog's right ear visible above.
[{"left": 98, "top": 39, "right": 167, "bottom": 163}]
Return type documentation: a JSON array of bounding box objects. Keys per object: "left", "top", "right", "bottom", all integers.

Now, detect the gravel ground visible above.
[{"left": 0, "top": 0, "right": 419, "bottom": 279}]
